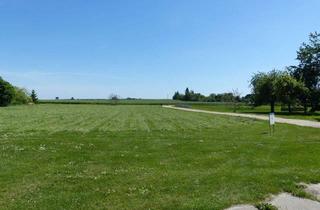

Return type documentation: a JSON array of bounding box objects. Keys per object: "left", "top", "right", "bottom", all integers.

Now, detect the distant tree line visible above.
[
  {"left": 250, "top": 32, "right": 320, "bottom": 113},
  {"left": 173, "top": 88, "right": 244, "bottom": 103},
  {"left": 0, "top": 76, "right": 38, "bottom": 106}
]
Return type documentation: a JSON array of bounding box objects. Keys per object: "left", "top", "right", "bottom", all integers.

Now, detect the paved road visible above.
[{"left": 163, "top": 105, "right": 320, "bottom": 128}]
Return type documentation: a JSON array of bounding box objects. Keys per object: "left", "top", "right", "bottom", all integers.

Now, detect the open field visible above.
[
  {"left": 39, "top": 99, "right": 180, "bottom": 105},
  {"left": 1, "top": 104, "right": 320, "bottom": 209},
  {"left": 40, "top": 99, "right": 320, "bottom": 121}
]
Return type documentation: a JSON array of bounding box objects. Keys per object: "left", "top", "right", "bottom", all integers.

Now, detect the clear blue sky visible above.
[{"left": 1, "top": 0, "right": 319, "bottom": 99}]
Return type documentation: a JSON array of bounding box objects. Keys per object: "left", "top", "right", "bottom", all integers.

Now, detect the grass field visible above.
[
  {"left": 41, "top": 99, "right": 320, "bottom": 121},
  {"left": 1, "top": 104, "right": 320, "bottom": 209},
  {"left": 39, "top": 99, "right": 180, "bottom": 105}
]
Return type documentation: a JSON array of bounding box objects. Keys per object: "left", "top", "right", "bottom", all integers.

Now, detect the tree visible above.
[
  {"left": 251, "top": 69, "right": 309, "bottom": 113},
  {"left": 172, "top": 91, "right": 182, "bottom": 100},
  {"left": 0, "top": 77, "right": 15, "bottom": 106},
  {"left": 242, "top": 94, "right": 254, "bottom": 105},
  {"left": 31, "top": 90, "right": 38, "bottom": 103},
  {"left": 232, "top": 89, "right": 241, "bottom": 112},
  {"left": 296, "top": 84, "right": 310, "bottom": 114},
  {"left": 290, "top": 32, "right": 320, "bottom": 112},
  {"left": 109, "top": 94, "right": 119, "bottom": 100},
  {"left": 220, "top": 93, "right": 234, "bottom": 102},
  {"left": 215, "top": 94, "right": 223, "bottom": 102},
  {"left": 184, "top": 88, "right": 191, "bottom": 101},
  {"left": 109, "top": 94, "right": 119, "bottom": 104},
  {"left": 12, "top": 87, "right": 32, "bottom": 105},
  {"left": 275, "top": 72, "right": 308, "bottom": 113},
  {"left": 251, "top": 70, "right": 279, "bottom": 113},
  {"left": 205, "top": 93, "right": 216, "bottom": 102}
]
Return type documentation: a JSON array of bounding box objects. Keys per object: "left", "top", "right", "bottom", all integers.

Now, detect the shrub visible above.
[{"left": 12, "top": 87, "right": 32, "bottom": 105}]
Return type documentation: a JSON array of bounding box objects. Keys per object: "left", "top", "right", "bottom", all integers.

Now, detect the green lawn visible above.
[
  {"left": 1, "top": 104, "right": 320, "bottom": 209},
  {"left": 191, "top": 104, "right": 320, "bottom": 122}
]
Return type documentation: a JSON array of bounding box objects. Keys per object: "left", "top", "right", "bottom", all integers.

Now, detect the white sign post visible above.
[{"left": 269, "top": 113, "right": 275, "bottom": 135}]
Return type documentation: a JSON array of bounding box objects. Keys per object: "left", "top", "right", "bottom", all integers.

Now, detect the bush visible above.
[
  {"left": 11, "top": 87, "right": 32, "bottom": 105},
  {"left": 0, "top": 77, "right": 15, "bottom": 106}
]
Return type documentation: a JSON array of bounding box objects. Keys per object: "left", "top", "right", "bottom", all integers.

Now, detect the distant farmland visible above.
[
  {"left": 40, "top": 99, "right": 320, "bottom": 121},
  {"left": 40, "top": 99, "right": 182, "bottom": 105},
  {"left": 39, "top": 99, "right": 235, "bottom": 106}
]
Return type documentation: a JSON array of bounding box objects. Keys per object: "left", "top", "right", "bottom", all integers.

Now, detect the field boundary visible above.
[{"left": 163, "top": 105, "right": 320, "bottom": 128}]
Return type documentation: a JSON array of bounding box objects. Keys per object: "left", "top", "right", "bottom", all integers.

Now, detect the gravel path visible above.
[{"left": 163, "top": 105, "right": 320, "bottom": 128}]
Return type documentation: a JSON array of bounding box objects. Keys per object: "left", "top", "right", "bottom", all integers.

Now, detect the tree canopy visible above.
[
  {"left": 251, "top": 70, "right": 279, "bottom": 112},
  {"left": 172, "top": 88, "right": 243, "bottom": 103},
  {"left": 275, "top": 72, "right": 308, "bottom": 113},
  {"left": 250, "top": 70, "right": 308, "bottom": 113},
  {"left": 249, "top": 32, "right": 319, "bottom": 113},
  {"left": 0, "top": 77, "right": 15, "bottom": 106},
  {"left": 12, "top": 87, "right": 32, "bottom": 105},
  {"left": 290, "top": 32, "right": 320, "bottom": 111},
  {"left": 0, "top": 77, "right": 35, "bottom": 106}
]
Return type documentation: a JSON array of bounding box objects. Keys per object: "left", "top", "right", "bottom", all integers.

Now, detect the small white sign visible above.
[{"left": 269, "top": 113, "right": 275, "bottom": 125}]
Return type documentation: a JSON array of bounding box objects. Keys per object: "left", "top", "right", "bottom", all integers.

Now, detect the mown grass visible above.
[{"left": 1, "top": 104, "right": 320, "bottom": 209}]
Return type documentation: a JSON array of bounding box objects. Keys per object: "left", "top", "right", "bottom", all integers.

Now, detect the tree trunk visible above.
[
  {"left": 303, "top": 101, "right": 308, "bottom": 114},
  {"left": 310, "top": 101, "right": 317, "bottom": 113},
  {"left": 310, "top": 94, "right": 318, "bottom": 113},
  {"left": 270, "top": 101, "right": 275, "bottom": 113},
  {"left": 288, "top": 104, "right": 292, "bottom": 113}
]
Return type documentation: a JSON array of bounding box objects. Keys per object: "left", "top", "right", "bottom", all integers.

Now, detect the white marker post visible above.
[{"left": 269, "top": 113, "right": 275, "bottom": 135}]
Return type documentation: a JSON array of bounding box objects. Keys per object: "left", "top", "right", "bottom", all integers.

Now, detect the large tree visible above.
[
  {"left": 290, "top": 32, "right": 320, "bottom": 112},
  {"left": 275, "top": 72, "right": 308, "bottom": 113},
  {"left": 0, "top": 77, "right": 15, "bottom": 106},
  {"left": 250, "top": 70, "right": 280, "bottom": 113}
]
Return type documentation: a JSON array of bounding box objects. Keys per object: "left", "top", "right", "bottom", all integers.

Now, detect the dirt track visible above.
[{"left": 163, "top": 105, "right": 320, "bottom": 128}]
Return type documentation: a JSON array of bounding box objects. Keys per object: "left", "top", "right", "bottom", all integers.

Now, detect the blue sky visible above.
[{"left": 0, "top": 0, "right": 319, "bottom": 99}]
